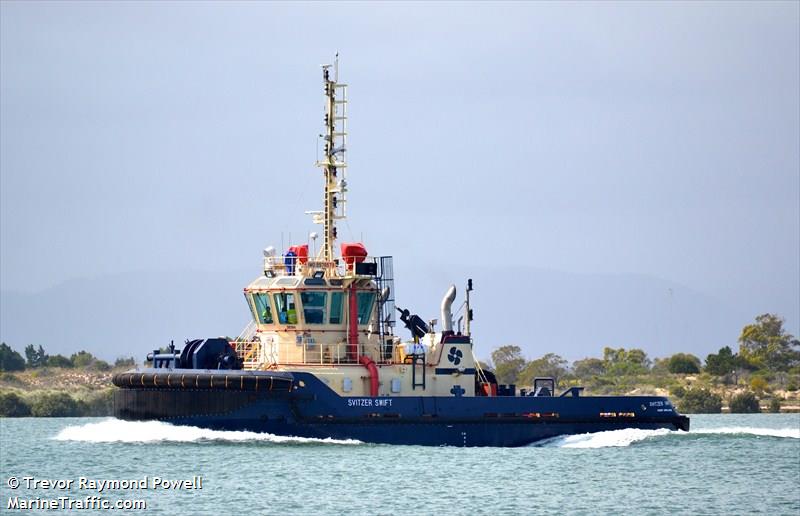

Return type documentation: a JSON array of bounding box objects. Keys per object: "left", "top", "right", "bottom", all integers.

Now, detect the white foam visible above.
[
  {"left": 54, "top": 420, "right": 798, "bottom": 447},
  {"left": 53, "top": 419, "right": 362, "bottom": 445},
  {"left": 540, "top": 428, "right": 672, "bottom": 448},
  {"left": 540, "top": 425, "right": 800, "bottom": 448},
  {"left": 692, "top": 427, "right": 800, "bottom": 439}
]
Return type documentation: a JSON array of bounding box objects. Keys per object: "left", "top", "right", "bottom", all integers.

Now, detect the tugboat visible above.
[{"left": 113, "top": 59, "right": 689, "bottom": 446}]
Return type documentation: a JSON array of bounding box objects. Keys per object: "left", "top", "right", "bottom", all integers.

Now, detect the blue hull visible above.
[
  {"left": 161, "top": 417, "right": 684, "bottom": 447},
  {"left": 113, "top": 370, "right": 689, "bottom": 447}
]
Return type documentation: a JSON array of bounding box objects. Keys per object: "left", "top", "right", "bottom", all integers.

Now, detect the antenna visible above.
[
  {"left": 310, "top": 231, "right": 319, "bottom": 258},
  {"left": 465, "top": 278, "right": 474, "bottom": 336},
  {"left": 313, "top": 55, "right": 348, "bottom": 263}
]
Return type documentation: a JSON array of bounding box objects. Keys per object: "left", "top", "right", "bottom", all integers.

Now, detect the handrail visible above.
[
  {"left": 232, "top": 340, "right": 262, "bottom": 370},
  {"left": 263, "top": 257, "right": 341, "bottom": 278},
  {"left": 262, "top": 256, "right": 386, "bottom": 279},
  {"left": 233, "top": 337, "right": 404, "bottom": 368},
  {"left": 235, "top": 320, "right": 257, "bottom": 342}
]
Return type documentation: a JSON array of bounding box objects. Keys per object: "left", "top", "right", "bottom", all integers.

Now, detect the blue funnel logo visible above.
[{"left": 447, "top": 346, "right": 463, "bottom": 365}]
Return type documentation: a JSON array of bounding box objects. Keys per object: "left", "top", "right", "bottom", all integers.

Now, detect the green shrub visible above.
[
  {"left": 749, "top": 376, "right": 769, "bottom": 393},
  {"left": 88, "top": 360, "right": 111, "bottom": 372},
  {"left": 591, "top": 375, "right": 616, "bottom": 387},
  {"left": 114, "top": 357, "right": 136, "bottom": 368},
  {"left": 650, "top": 375, "right": 674, "bottom": 389},
  {"left": 667, "top": 353, "right": 701, "bottom": 374},
  {"left": 678, "top": 388, "right": 722, "bottom": 413},
  {"left": 729, "top": 391, "right": 760, "bottom": 413},
  {"left": 768, "top": 398, "right": 781, "bottom": 413},
  {"left": 70, "top": 351, "right": 96, "bottom": 368},
  {"left": 83, "top": 389, "right": 113, "bottom": 416},
  {"left": 671, "top": 385, "right": 686, "bottom": 398},
  {"left": 30, "top": 392, "right": 86, "bottom": 417},
  {"left": 0, "top": 392, "right": 31, "bottom": 417},
  {"left": 46, "top": 355, "right": 73, "bottom": 368},
  {"left": 0, "top": 372, "right": 25, "bottom": 387}
]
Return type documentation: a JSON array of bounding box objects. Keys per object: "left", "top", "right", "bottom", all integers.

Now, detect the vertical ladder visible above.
[
  {"left": 375, "top": 256, "right": 396, "bottom": 360},
  {"left": 409, "top": 353, "right": 426, "bottom": 390},
  {"left": 315, "top": 55, "right": 349, "bottom": 263}
]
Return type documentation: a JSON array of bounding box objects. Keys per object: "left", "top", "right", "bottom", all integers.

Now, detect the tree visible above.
[
  {"left": 667, "top": 353, "right": 701, "bottom": 374},
  {"left": 678, "top": 388, "right": 722, "bottom": 413},
  {"left": 572, "top": 357, "right": 606, "bottom": 379},
  {"left": 25, "top": 345, "right": 37, "bottom": 367},
  {"left": 36, "top": 345, "right": 48, "bottom": 366},
  {"left": 490, "top": 345, "right": 526, "bottom": 385},
  {"left": 24, "top": 344, "right": 48, "bottom": 368},
  {"left": 705, "top": 345, "right": 752, "bottom": 384},
  {"left": 520, "top": 353, "right": 568, "bottom": 386},
  {"left": 46, "top": 355, "right": 73, "bottom": 368},
  {"left": 738, "top": 313, "right": 800, "bottom": 372},
  {"left": 0, "top": 392, "right": 31, "bottom": 417},
  {"left": 729, "top": 391, "right": 760, "bottom": 413},
  {"left": 768, "top": 398, "right": 781, "bottom": 413},
  {"left": 0, "top": 343, "right": 26, "bottom": 372},
  {"left": 749, "top": 376, "right": 769, "bottom": 393},
  {"left": 705, "top": 346, "right": 737, "bottom": 376},
  {"left": 114, "top": 357, "right": 136, "bottom": 368},
  {"left": 651, "top": 357, "right": 671, "bottom": 375},
  {"left": 603, "top": 347, "right": 651, "bottom": 376},
  {"left": 70, "top": 351, "right": 96, "bottom": 368}
]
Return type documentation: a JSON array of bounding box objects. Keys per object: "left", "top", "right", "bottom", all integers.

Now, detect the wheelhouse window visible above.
[
  {"left": 329, "top": 292, "right": 344, "bottom": 324},
  {"left": 273, "top": 292, "right": 297, "bottom": 324},
  {"left": 357, "top": 292, "right": 376, "bottom": 324},
  {"left": 251, "top": 292, "right": 273, "bottom": 324},
  {"left": 300, "top": 291, "right": 326, "bottom": 324}
]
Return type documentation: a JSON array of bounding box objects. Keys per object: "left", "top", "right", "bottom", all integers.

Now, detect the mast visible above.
[{"left": 315, "top": 55, "right": 348, "bottom": 263}]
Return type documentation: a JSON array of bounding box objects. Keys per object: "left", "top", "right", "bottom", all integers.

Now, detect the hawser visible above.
[{"left": 113, "top": 58, "right": 689, "bottom": 446}]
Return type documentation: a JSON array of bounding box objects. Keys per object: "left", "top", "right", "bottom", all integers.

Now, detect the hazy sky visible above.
[{"left": 2, "top": 2, "right": 798, "bottom": 335}]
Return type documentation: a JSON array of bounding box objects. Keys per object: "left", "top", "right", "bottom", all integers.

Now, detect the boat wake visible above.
[
  {"left": 54, "top": 420, "right": 798, "bottom": 448},
  {"left": 690, "top": 426, "right": 800, "bottom": 439},
  {"left": 537, "top": 428, "right": 672, "bottom": 448},
  {"left": 53, "top": 419, "right": 363, "bottom": 445},
  {"left": 537, "top": 426, "right": 799, "bottom": 448}
]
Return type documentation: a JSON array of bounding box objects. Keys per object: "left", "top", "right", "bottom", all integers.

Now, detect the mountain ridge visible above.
[{"left": 1, "top": 266, "right": 753, "bottom": 362}]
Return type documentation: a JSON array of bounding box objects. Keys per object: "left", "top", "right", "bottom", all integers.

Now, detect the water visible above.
[{"left": 1, "top": 415, "right": 798, "bottom": 515}]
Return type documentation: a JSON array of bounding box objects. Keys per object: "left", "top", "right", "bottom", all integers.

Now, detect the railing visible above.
[
  {"left": 263, "top": 257, "right": 340, "bottom": 278},
  {"left": 275, "top": 340, "right": 356, "bottom": 365},
  {"left": 236, "top": 320, "right": 257, "bottom": 342},
  {"left": 233, "top": 337, "right": 407, "bottom": 368},
  {"left": 233, "top": 340, "right": 262, "bottom": 370},
  {"left": 262, "top": 256, "right": 393, "bottom": 280},
  {"left": 299, "top": 260, "right": 339, "bottom": 277}
]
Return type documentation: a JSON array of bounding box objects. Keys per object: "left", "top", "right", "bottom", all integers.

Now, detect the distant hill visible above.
[
  {"left": 0, "top": 269, "right": 255, "bottom": 361},
  {"left": 1, "top": 266, "right": 751, "bottom": 362},
  {"left": 396, "top": 264, "right": 751, "bottom": 362}
]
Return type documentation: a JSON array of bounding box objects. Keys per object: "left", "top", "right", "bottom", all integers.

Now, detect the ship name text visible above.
[{"left": 347, "top": 398, "right": 393, "bottom": 407}]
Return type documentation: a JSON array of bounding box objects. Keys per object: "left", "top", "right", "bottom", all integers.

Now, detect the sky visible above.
[{"left": 1, "top": 1, "right": 798, "bottom": 358}]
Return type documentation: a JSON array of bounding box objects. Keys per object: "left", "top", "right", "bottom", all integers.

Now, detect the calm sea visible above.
[{"left": 1, "top": 415, "right": 798, "bottom": 515}]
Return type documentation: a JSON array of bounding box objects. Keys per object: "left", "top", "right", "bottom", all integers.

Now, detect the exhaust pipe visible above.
[{"left": 440, "top": 284, "right": 456, "bottom": 332}]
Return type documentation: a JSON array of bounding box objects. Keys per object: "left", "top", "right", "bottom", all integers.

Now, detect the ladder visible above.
[
  {"left": 406, "top": 353, "right": 426, "bottom": 390},
  {"left": 313, "top": 55, "right": 349, "bottom": 262}
]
